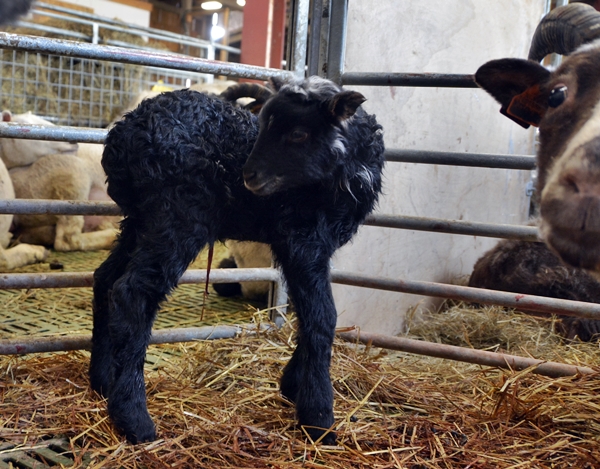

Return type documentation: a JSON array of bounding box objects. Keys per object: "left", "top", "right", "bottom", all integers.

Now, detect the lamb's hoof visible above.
[
  {"left": 122, "top": 422, "right": 156, "bottom": 445},
  {"left": 37, "top": 247, "right": 50, "bottom": 262},
  {"left": 303, "top": 426, "right": 337, "bottom": 445},
  {"left": 110, "top": 408, "right": 156, "bottom": 444}
]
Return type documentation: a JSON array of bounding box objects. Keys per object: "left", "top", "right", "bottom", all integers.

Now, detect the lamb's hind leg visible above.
[
  {"left": 104, "top": 219, "right": 207, "bottom": 444},
  {"left": 89, "top": 218, "right": 137, "bottom": 396},
  {"left": 274, "top": 244, "right": 337, "bottom": 444}
]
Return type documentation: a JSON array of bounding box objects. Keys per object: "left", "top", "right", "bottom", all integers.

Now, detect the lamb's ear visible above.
[
  {"left": 326, "top": 91, "right": 366, "bottom": 121},
  {"left": 475, "top": 58, "right": 551, "bottom": 128},
  {"left": 2, "top": 110, "right": 11, "bottom": 122},
  {"left": 268, "top": 76, "right": 288, "bottom": 91}
]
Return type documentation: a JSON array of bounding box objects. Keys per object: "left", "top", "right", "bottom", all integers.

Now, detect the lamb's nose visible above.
[{"left": 242, "top": 170, "right": 257, "bottom": 183}]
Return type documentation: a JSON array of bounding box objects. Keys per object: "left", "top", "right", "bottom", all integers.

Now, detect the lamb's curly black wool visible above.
[{"left": 89, "top": 77, "right": 386, "bottom": 445}]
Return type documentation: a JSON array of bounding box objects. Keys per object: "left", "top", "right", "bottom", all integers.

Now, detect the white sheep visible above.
[
  {"left": 1, "top": 111, "right": 119, "bottom": 251},
  {"left": 0, "top": 157, "right": 47, "bottom": 269}
]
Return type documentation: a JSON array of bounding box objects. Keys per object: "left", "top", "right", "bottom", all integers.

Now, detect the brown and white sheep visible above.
[{"left": 475, "top": 3, "right": 600, "bottom": 272}]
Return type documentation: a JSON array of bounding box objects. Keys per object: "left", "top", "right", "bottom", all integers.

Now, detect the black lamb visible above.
[{"left": 89, "top": 76, "right": 386, "bottom": 444}]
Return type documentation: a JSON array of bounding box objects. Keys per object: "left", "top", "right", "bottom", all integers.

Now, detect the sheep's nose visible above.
[{"left": 559, "top": 167, "right": 600, "bottom": 198}]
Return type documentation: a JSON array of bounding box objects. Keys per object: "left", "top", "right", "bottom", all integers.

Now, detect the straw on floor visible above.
[{"left": 1, "top": 305, "right": 600, "bottom": 469}]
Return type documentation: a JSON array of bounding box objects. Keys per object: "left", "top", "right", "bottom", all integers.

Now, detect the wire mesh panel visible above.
[{"left": 0, "top": 49, "right": 209, "bottom": 127}]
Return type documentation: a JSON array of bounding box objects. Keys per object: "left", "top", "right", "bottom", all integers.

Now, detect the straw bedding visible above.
[{"left": 1, "top": 304, "right": 600, "bottom": 468}]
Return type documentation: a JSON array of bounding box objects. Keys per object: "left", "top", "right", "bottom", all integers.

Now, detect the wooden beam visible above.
[{"left": 240, "top": 0, "right": 286, "bottom": 73}]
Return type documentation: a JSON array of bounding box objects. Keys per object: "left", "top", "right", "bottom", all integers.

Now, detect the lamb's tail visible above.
[{"left": 101, "top": 121, "right": 137, "bottom": 213}]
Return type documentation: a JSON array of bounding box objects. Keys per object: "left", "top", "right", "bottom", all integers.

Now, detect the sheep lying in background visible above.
[
  {"left": 90, "top": 76, "right": 385, "bottom": 444},
  {"left": 1, "top": 111, "right": 119, "bottom": 251},
  {"left": 0, "top": 157, "right": 47, "bottom": 270},
  {"left": 469, "top": 238, "right": 600, "bottom": 341},
  {"left": 213, "top": 240, "right": 272, "bottom": 301},
  {"left": 475, "top": 3, "right": 600, "bottom": 271},
  {"left": 0, "top": 111, "right": 78, "bottom": 168}
]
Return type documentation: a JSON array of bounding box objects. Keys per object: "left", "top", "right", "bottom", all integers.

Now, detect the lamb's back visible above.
[{"left": 102, "top": 89, "right": 258, "bottom": 213}]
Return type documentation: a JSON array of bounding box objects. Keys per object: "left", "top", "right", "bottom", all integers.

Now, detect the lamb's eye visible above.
[
  {"left": 289, "top": 129, "right": 309, "bottom": 143},
  {"left": 548, "top": 85, "right": 568, "bottom": 108}
]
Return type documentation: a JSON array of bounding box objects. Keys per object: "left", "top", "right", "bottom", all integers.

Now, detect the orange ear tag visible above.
[{"left": 501, "top": 84, "right": 547, "bottom": 129}]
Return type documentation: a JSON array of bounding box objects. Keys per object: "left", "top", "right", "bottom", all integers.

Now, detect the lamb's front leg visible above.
[{"left": 276, "top": 247, "right": 337, "bottom": 444}]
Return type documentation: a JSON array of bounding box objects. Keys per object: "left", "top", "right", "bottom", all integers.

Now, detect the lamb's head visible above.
[
  {"left": 242, "top": 76, "right": 366, "bottom": 196},
  {"left": 475, "top": 3, "right": 600, "bottom": 271}
]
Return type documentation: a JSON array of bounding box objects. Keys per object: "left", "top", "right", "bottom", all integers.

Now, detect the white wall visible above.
[
  {"left": 72, "top": 0, "right": 151, "bottom": 28},
  {"left": 333, "top": 0, "right": 545, "bottom": 334}
]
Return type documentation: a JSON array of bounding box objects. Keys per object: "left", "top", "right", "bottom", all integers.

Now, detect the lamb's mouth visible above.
[{"left": 243, "top": 177, "right": 283, "bottom": 196}]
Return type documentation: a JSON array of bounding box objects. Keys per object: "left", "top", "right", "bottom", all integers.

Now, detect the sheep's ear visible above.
[
  {"left": 1, "top": 110, "right": 11, "bottom": 122},
  {"left": 327, "top": 91, "right": 366, "bottom": 120},
  {"left": 475, "top": 58, "right": 551, "bottom": 128}
]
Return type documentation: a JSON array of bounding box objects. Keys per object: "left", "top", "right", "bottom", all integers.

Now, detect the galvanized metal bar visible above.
[
  {"left": 0, "top": 196, "right": 539, "bottom": 242},
  {"left": 0, "top": 324, "right": 271, "bottom": 355},
  {"left": 0, "top": 199, "right": 120, "bottom": 216},
  {"left": 364, "top": 214, "right": 539, "bottom": 241},
  {"left": 0, "top": 33, "right": 292, "bottom": 81},
  {"left": 0, "top": 198, "right": 539, "bottom": 242},
  {"left": 341, "top": 72, "right": 478, "bottom": 88},
  {"left": 291, "top": 0, "right": 310, "bottom": 78},
  {"left": 386, "top": 149, "right": 537, "bottom": 170},
  {"left": 307, "top": 0, "right": 324, "bottom": 76},
  {"left": 338, "top": 330, "right": 594, "bottom": 378},
  {"left": 326, "top": 0, "right": 348, "bottom": 84},
  {"left": 0, "top": 124, "right": 538, "bottom": 172},
  {"left": 330, "top": 270, "right": 600, "bottom": 319},
  {"left": 0, "top": 122, "right": 106, "bottom": 143},
  {"left": 0, "top": 268, "right": 279, "bottom": 290}
]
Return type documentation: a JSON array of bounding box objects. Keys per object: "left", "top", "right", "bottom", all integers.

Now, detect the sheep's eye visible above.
[
  {"left": 289, "top": 129, "right": 309, "bottom": 143},
  {"left": 548, "top": 85, "right": 568, "bottom": 108}
]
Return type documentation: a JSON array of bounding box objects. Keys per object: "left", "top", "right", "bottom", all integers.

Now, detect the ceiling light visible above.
[
  {"left": 201, "top": 1, "right": 222, "bottom": 10},
  {"left": 236, "top": 0, "right": 246, "bottom": 6}
]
